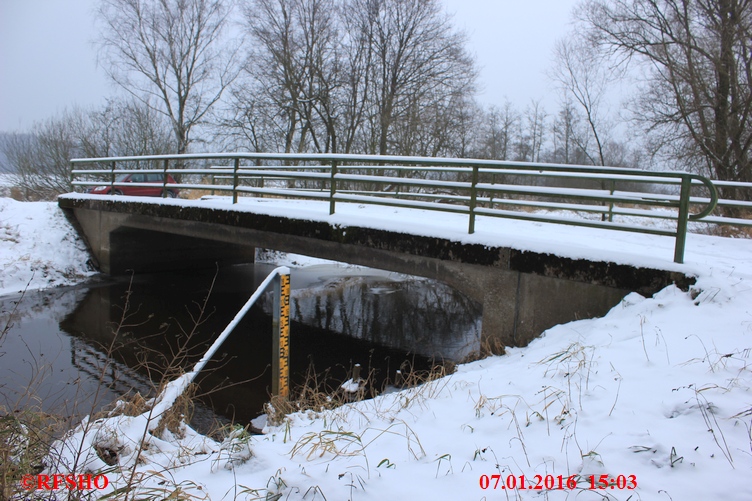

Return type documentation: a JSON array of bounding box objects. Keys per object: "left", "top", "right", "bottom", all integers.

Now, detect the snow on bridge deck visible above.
[{"left": 60, "top": 193, "right": 752, "bottom": 281}]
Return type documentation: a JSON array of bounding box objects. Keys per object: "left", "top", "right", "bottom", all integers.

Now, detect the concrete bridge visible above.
[{"left": 58, "top": 194, "right": 692, "bottom": 354}]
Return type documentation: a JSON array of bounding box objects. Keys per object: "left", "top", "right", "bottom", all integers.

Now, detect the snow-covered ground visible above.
[
  {"left": 0, "top": 198, "right": 93, "bottom": 296},
  {"left": 0, "top": 173, "right": 14, "bottom": 197},
  {"left": 3, "top": 196, "right": 752, "bottom": 500},
  {"left": 46, "top": 268, "right": 752, "bottom": 501}
]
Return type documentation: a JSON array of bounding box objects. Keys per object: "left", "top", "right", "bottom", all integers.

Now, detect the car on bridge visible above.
[{"left": 86, "top": 172, "right": 180, "bottom": 198}]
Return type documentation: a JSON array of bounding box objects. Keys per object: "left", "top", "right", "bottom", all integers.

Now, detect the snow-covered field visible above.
[{"left": 2, "top": 196, "right": 752, "bottom": 500}]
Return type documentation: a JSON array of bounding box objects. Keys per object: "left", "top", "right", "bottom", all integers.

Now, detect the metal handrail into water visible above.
[
  {"left": 187, "top": 266, "right": 291, "bottom": 398},
  {"left": 144, "top": 267, "right": 291, "bottom": 428}
]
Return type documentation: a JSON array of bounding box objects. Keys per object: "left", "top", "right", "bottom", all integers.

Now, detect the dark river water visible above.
[{"left": 0, "top": 262, "right": 480, "bottom": 430}]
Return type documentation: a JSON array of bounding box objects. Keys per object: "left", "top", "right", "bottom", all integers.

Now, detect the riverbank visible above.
[
  {"left": 47, "top": 266, "right": 752, "bottom": 501},
  {"left": 0, "top": 198, "right": 93, "bottom": 296}
]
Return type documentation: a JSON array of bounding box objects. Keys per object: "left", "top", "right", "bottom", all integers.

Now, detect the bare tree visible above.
[
  {"left": 78, "top": 99, "right": 174, "bottom": 159},
  {"left": 346, "top": 0, "right": 476, "bottom": 155},
  {"left": 551, "top": 36, "right": 615, "bottom": 166},
  {"left": 580, "top": 0, "right": 752, "bottom": 192},
  {"left": 441, "top": 95, "right": 482, "bottom": 158},
  {"left": 2, "top": 115, "right": 78, "bottom": 200},
  {"left": 216, "top": 88, "right": 281, "bottom": 153},
  {"left": 97, "top": 0, "right": 240, "bottom": 155},
  {"left": 479, "top": 101, "right": 520, "bottom": 161},
  {"left": 516, "top": 100, "right": 548, "bottom": 162},
  {"left": 1, "top": 101, "right": 175, "bottom": 200},
  {"left": 551, "top": 100, "right": 586, "bottom": 165},
  {"left": 238, "top": 0, "right": 341, "bottom": 154},
  {"left": 338, "top": 2, "right": 375, "bottom": 153},
  {"left": 226, "top": 0, "right": 477, "bottom": 158}
]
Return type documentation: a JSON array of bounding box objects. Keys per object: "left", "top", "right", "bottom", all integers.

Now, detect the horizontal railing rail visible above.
[{"left": 69, "top": 152, "right": 732, "bottom": 264}]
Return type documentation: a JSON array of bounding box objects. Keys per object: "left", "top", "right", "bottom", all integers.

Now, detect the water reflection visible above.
[
  {"left": 269, "top": 266, "right": 481, "bottom": 360},
  {"left": 0, "top": 262, "right": 480, "bottom": 426},
  {"left": 0, "top": 286, "right": 153, "bottom": 426}
]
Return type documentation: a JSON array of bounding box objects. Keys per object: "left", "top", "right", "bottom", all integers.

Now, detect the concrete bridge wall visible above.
[{"left": 59, "top": 196, "right": 693, "bottom": 353}]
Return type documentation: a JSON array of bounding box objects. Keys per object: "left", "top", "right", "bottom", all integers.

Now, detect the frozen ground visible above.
[{"left": 3, "top": 196, "right": 752, "bottom": 500}]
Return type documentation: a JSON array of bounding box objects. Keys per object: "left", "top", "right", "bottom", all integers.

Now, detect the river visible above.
[{"left": 0, "top": 260, "right": 480, "bottom": 430}]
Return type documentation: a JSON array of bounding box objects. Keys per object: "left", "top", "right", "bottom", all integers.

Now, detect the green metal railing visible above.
[{"left": 70, "top": 152, "right": 721, "bottom": 264}]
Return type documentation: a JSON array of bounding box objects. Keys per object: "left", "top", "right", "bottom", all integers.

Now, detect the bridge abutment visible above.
[{"left": 69, "top": 207, "right": 256, "bottom": 274}]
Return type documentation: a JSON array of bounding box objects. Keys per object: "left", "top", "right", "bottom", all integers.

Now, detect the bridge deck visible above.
[{"left": 59, "top": 193, "right": 751, "bottom": 278}]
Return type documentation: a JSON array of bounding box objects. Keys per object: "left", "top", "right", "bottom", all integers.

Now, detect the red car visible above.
[{"left": 87, "top": 173, "right": 180, "bottom": 198}]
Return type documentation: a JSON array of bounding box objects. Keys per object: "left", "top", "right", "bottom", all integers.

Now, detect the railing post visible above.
[
  {"left": 110, "top": 161, "right": 116, "bottom": 196},
  {"left": 272, "top": 270, "right": 291, "bottom": 399},
  {"left": 232, "top": 157, "right": 240, "bottom": 204},
  {"left": 468, "top": 164, "right": 479, "bottom": 234},
  {"left": 674, "top": 176, "right": 691, "bottom": 264},
  {"left": 162, "top": 158, "right": 169, "bottom": 198},
  {"left": 329, "top": 160, "right": 338, "bottom": 215},
  {"left": 489, "top": 172, "right": 496, "bottom": 208}
]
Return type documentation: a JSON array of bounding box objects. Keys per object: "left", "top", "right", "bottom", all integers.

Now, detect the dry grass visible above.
[
  {"left": 703, "top": 224, "right": 752, "bottom": 238},
  {"left": 0, "top": 408, "right": 61, "bottom": 500},
  {"left": 265, "top": 360, "right": 455, "bottom": 426},
  {"left": 178, "top": 188, "right": 217, "bottom": 200},
  {"left": 151, "top": 382, "right": 198, "bottom": 439}
]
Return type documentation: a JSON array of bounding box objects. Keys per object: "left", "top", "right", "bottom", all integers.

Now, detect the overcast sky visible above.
[{"left": 0, "top": 0, "right": 581, "bottom": 133}]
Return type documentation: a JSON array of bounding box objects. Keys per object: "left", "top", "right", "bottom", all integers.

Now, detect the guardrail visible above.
[{"left": 70, "top": 153, "right": 725, "bottom": 264}]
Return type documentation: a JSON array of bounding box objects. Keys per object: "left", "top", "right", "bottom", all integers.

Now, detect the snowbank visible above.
[{"left": 0, "top": 198, "right": 93, "bottom": 296}]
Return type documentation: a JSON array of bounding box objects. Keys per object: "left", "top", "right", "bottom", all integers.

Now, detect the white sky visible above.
[
  {"left": 443, "top": 0, "right": 579, "bottom": 107},
  {"left": 0, "top": 0, "right": 581, "bottom": 133},
  {"left": 0, "top": 0, "right": 108, "bottom": 132}
]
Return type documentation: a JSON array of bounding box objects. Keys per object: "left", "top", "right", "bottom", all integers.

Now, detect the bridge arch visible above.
[{"left": 60, "top": 196, "right": 691, "bottom": 354}]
